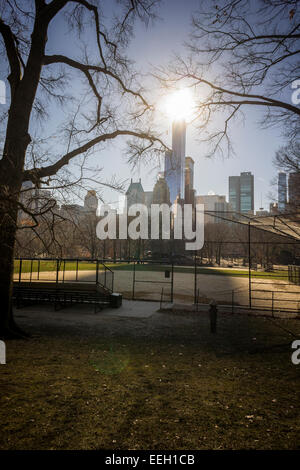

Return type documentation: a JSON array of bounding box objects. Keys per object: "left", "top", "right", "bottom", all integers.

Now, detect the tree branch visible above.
[
  {"left": 43, "top": 54, "right": 151, "bottom": 109},
  {"left": 22, "top": 130, "right": 166, "bottom": 181},
  {"left": 0, "top": 18, "right": 22, "bottom": 97}
]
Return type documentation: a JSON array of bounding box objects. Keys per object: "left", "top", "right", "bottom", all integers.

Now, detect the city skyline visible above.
[
  {"left": 88, "top": 0, "right": 287, "bottom": 213},
  {"left": 0, "top": 1, "right": 289, "bottom": 213}
]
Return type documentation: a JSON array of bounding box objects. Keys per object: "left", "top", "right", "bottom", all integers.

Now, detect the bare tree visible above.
[
  {"left": 156, "top": 0, "right": 300, "bottom": 158},
  {"left": 274, "top": 140, "right": 300, "bottom": 173},
  {"left": 77, "top": 211, "right": 102, "bottom": 258},
  {"left": 0, "top": 0, "right": 166, "bottom": 338},
  {"left": 273, "top": 140, "right": 300, "bottom": 210}
]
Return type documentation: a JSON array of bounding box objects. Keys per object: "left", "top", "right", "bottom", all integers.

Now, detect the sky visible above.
[
  {"left": 1, "top": 0, "right": 293, "bottom": 212},
  {"left": 106, "top": 0, "right": 284, "bottom": 211}
]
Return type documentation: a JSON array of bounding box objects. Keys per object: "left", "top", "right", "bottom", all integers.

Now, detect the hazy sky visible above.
[
  {"left": 1, "top": 0, "right": 291, "bottom": 211},
  {"left": 110, "top": 0, "right": 285, "bottom": 211},
  {"left": 100, "top": 0, "right": 286, "bottom": 211}
]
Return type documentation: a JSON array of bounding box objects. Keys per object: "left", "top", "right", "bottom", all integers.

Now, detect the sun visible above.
[{"left": 164, "top": 88, "right": 194, "bottom": 122}]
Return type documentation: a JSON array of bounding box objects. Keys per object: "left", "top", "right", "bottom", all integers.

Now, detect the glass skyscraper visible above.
[
  {"left": 278, "top": 172, "right": 287, "bottom": 212},
  {"left": 229, "top": 172, "right": 254, "bottom": 214},
  {"left": 228, "top": 176, "right": 240, "bottom": 212},
  {"left": 165, "top": 119, "right": 186, "bottom": 204}
]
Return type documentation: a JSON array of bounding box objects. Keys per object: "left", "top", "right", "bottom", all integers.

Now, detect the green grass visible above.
[
  {"left": 13, "top": 259, "right": 289, "bottom": 280},
  {"left": 1, "top": 313, "right": 299, "bottom": 449}
]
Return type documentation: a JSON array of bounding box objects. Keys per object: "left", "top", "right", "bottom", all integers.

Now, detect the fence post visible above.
[
  {"left": 19, "top": 259, "right": 22, "bottom": 284},
  {"left": 272, "top": 291, "right": 274, "bottom": 317},
  {"left": 248, "top": 222, "right": 252, "bottom": 309},
  {"left": 232, "top": 290, "right": 234, "bottom": 314},
  {"left": 132, "top": 261, "right": 136, "bottom": 300},
  {"left": 30, "top": 259, "right": 33, "bottom": 283},
  {"left": 160, "top": 287, "right": 164, "bottom": 310},
  {"left": 76, "top": 259, "right": 79, "bottom": 281},
  {"left": 96, "top": 260, "right": 99, "bottom": 286},
  {"left": 56, "top": 259, "right": 59, "bottom": 284},
  {"left": 37, "top": 259, "right": 40, "bottom": 280},
  {"left": 171, "top": 261, "right": 174, "bottom": 303},
  {"left": 194, "top": 252, "right": 197, "bottom": 304}
]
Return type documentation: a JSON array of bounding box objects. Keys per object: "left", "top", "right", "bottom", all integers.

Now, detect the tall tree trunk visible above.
[
  {"left": 0, "top": 11, "right": 48, "bottom": 338},
  {"left": 0, "top": 179, "right": 25, "bottom": 338}
]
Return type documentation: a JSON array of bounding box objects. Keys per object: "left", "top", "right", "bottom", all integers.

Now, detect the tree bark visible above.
[
  {"left": 0, "top": 177, "right": 24, "bottom": 338},
  {"left": 0, "top": 10, "right": 49, "bottom": 338}
]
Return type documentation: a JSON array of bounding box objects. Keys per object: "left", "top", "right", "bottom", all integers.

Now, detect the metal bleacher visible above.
[{"left": 13, "top": 258, "right": 122, "bottom": 312}]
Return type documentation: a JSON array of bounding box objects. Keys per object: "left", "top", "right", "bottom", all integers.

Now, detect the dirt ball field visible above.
[{"left": 14, "top": 268, "right": 300, "bottom": 311}]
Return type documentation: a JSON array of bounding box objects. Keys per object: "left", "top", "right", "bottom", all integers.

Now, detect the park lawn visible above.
[
  {"left": 0, "top": 313, "right": 299, "bottom": 450},
  {"left": 14, "top": 260, "right": 288, "bottom": 280},
  {"left": 13, "top": 260, "right": 99, "bottom": 274}
]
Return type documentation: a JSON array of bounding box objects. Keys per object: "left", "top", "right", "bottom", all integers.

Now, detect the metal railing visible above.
[{"left": 14, "top": 257, "right": 114, "bottom": 293}]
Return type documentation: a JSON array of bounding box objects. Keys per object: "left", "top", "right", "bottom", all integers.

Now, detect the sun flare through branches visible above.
[{"left": 162, "top": 88, "right": 195, "bottom": 123}]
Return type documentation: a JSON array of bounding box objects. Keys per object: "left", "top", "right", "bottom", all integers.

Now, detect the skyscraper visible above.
[
  {"left": 196, "top": 194, "right": 230, "bottom": 224},
  {"left": 288, "top": 172, "right": 300, "bottom": 208},
  {"left": 228, "top": 176, "right": 240, "bottom": 213},
  {"left": 184, "top": 156, "right": 195, "bottom": 205},
  {"left": 278, "top": 172, "right": 287, "bottom": 212},
  {"left": 165, "top": 119, "right": 186, "bottom": 204},
  {"left": 125, "top": 178, "right": 145, "bottom": 211},
  {"left": 84, "top": 190, "right": 98, "bottom": 214},
  {"left": 229, "top": 172, "right": 254, "bottom": 214},
  {"left": 152, "top": 176, "right": 170, "bottom": 205}
]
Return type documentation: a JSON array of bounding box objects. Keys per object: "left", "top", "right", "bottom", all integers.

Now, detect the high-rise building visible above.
[
  {"left": 125, "top": 178, "right": 145, "bottom": 211},
  {"left": 278, "top": 172, "right": 287, "bottom": 212},
  {"left": 84, "top": 190, "right": 98, "bottom": 214},
  {"left": 229, "top": 172, "right": 254, "bottom": 214},
  {"left": 240, "top": 172, "right": 254, "bottom": 213},
  {"left": 196, "top": 194, "right": 231, "bottom": 224},
  {"left": 228, "top": 176, "right": 240, "bottom": 213},
  {"left": 165, "top": 119, "right": 186, "bottom": 204},
  {"left": 288, "top": 172, "right": 300, "bottom": 208},
  {"left": 184, "top": 157, "right": 195, "bottom": 206},
  {"left": 152, "top": 176, "right": 170, "bottom": 205}
]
